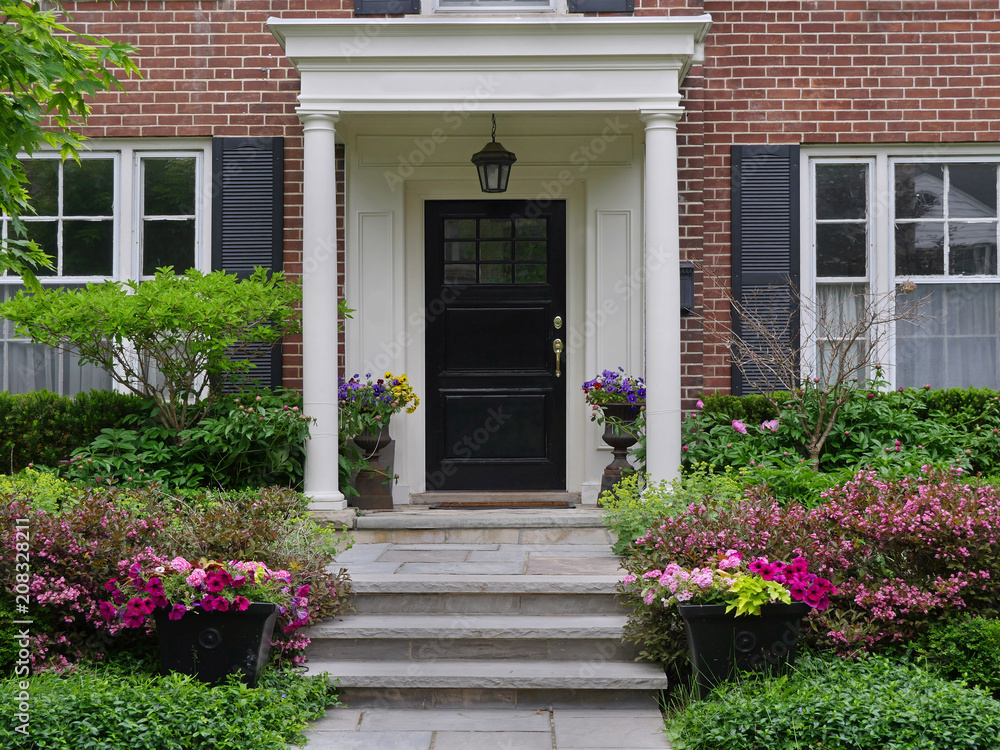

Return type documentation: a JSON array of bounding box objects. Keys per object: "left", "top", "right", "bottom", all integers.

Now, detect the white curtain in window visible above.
[
  {"left": 816, "top": 284, "right": 866, "bottom": 382},
  {"left": 897, "top": 284, "right": 1000, "bottom": 389}
]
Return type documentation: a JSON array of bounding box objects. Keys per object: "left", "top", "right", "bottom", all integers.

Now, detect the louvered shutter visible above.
[
  {"left": 354, "top": 0, "right": 419, "bottom": 15},
  {"left": 730, "top": 145, "right": 800, "bottom": 396},
  {"left": 211, "top": 137, "right": 284, "bottom": 391}
]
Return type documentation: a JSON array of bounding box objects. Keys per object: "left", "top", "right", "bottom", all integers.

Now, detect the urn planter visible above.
[
  {"left": 597, "top": 402, "right": 643, "bottom": 500},
  {"left": 350, "top": 418, "right": 394, "bottom": 510},
  {"left": 153, "top": 602, "right": 278, "bottom": 687},
  {"left": 677, "top": 601, "right": 810, "bottom": 698}
]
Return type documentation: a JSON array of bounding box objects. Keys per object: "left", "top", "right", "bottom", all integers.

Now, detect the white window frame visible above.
[
  {"left": 425, "top": 0, "right": 565, "bottom": 14},
  {"left": 802, "top": 145, "right": 1000, "bottom": 388},
  {"left": 0, "top": 139, "right": 213, "bottom": 395}
]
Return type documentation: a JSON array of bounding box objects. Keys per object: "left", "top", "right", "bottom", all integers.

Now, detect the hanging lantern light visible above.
[{"left": 471, "top": 114, "right": 517, "bottom": 194}]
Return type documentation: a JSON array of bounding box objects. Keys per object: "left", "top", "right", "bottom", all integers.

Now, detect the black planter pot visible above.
[
  {"left": 350, "top": 418, "right": 394, "bottom": 510},
  {"left": 677, "top": 602, "right": 810, "bottom": 699},
  {"left": 153, "top": 602, "right": 278, "bottom": 687}
]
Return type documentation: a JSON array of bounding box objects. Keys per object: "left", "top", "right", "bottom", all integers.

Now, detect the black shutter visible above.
[
  {"left": 568, "top": 0, "right": 634, "bottom": 11},
  {"left": 355, "top": 0, "right": 419, "bottom": 15},
  {"left": 730, "top": 145, "right": 800, "bottom": 396},
  {"left": 211, "top": 137, "right": 284, "bottom": 391}
]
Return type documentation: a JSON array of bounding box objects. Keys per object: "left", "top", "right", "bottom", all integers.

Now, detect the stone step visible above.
[
  {"left": 305, "top": 614, "right": 639, "bottom": 661},
  {"left": 307, "top": 659, "right": 668, "bottom": 709},
  {"left": 352, "top": 508, "right": 613, "bottom": 545},
  {"left": 348, "top": 574, "right": 626, "bottom": 615}
]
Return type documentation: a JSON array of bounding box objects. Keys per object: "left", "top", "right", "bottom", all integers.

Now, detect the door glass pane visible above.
[
  {"left": 444, "top": 241, "right": 476, "bottom": 262},
  {"left": 444, "top": 264, "right": 476, "bottom": 285},
  {"left": 65, "top": 159, "right": 114, "bottom": 216},
  {"left": 143, "top": 219, "right": 195, "bottom": 275},
  {"left": 816, "top": 164, "right": 867, "bottom": 220},
  {"left": 515, "top": 264, "right": 546, "bottom": 284},
  {"left": 64, "top": 220, "right": 114, "bottom": 276},
  {"left": 480, "top": 219, "right": 511, "bottom": 238},
  {"left": 480, "top": 264, "right": 511, "bottom": 284},
  {"left": 480, "top": 241, "right": 511, "bottom": 261},
  {"left": 444, "top": 219, "right": 476, "bottom": 239},
  {"left": 896, "top": 222, "right": 944, "bottom": 275},
  {"left": 23, "top": 159, "right": 59, "bottom": 216},
  {"left": 896, "top": 163, "right": 944, "bottom": 219},
  {"left": 949, "top": 164, "right": 997, "bottom": 218},
  {"left": 515, "top": 218, "right": 546, "bottom": 239},
  {"left": 516, "top": 241, "right": 546, "bottom": 261},
  {"left": 144, "top": 157, "right": 196, "bottom": 216}
]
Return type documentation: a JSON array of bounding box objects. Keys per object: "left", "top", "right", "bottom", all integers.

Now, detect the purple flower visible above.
[{"left": 167, "top": 604, "right": 188, "bottom": 621}]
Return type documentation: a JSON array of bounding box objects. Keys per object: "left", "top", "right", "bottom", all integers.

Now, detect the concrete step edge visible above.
[
  {"left": 355, "top": 513, "right": 608, "bottom": 531},
  {"left": 345, "top": 574, "right": 623, "bottom": 595},
  {"left": 304, "top": 613, "right": 628, "bottom": 640}
]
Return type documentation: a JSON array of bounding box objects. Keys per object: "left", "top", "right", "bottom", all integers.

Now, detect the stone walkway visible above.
[{"left": 294, "top": 508, "right": 672, "bottom": 750}]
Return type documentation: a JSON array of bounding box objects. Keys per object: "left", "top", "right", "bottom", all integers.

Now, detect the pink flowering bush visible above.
[
  {"left": 103, "top": 557, "right": 311, "bottom": 632},
  {"left": 620, "top": 467, "right": 1000, "bottom": 673},
  {"left": 0, "top": 485, "right": 351, "bottom": 672}
]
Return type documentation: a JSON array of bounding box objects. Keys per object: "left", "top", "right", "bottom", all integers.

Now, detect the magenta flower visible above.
[
  {"left": 732, "top": 419, "right": 747, "bottom": 434},
  {"left": 760, "top": 419, "right": 779, "bottom": 433},
  {"left": 695, "top": 399, "right": 704, "bottom": 409},
  {"left": 167, "top": 604, "right": 188, "bottom": 620}
]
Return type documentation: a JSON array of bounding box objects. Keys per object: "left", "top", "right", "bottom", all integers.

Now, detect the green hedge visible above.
[{"left": 0, "top": 390, "right": 147, "bottom": 473}]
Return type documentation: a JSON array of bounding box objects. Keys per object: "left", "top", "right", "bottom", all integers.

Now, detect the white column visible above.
[
  {"left": 641, "top": 110, "right": 683, "bottom": 482},
  {"left": 300, "top": 111, "right": 347, "bottom": 511}
]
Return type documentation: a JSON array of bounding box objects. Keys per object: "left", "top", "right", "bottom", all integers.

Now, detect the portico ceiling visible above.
[{"left": 267, "top": 16, "right": 712, "bottom": 115}]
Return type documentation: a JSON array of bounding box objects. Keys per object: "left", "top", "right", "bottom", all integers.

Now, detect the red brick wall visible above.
[
  {"left": 58, "top": 0, "right": 355, "bottom": 392},
  {"left": 56, "top": 1, "right": 1000, "bottom": 406},
  {"left": 674, "top": 0, "right": 1000, "bottom": 405}
]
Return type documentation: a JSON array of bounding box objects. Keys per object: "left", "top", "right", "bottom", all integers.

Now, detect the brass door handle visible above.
[{"left": 553, "top": 339, "right": 563, "bottom": 378}]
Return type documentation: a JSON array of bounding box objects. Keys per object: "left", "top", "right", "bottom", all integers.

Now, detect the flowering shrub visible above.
[
  {"left": 620, "top": 468, "right": 1000, "bottom": 669},
  {"left": 0, "top": 485, "right": 351, "bottom": 672},
  {"left": 103, "top": 557, "right": 311, "bottom": 632},
  {"left": 582, "top": 368, "right": 646, "bottom": 405},
  {"left": 622, "top": 551, "right": 835, "bottom": 617},
  {"left": 339, "top": 372, "right": 419, "bottom": 436}
]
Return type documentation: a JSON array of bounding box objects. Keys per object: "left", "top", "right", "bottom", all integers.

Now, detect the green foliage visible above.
[
  {"left": 62, "top": 391, "right": 314, "bottom": 490},
  {"left": 0, "top": 595, "right": 18, "bottom": 673},
  {"left": 0, "top": 468, "right": 80, "bottom": 513},
  {"left": 724, "top": 574, "right": 791, "bottom": 617},
  {"left": 0, "top": 268, "right": 303, "bottom": 433},
  {"left": 0, "top": 666, "right": 337, "bottom": 749},
  {"left": 914, "top": 616, "right": 1000, "bottom": 699},
  {"left": 601, "top": 468, "right": 744, "bottom": 556},
  {"left": 0, "top": 389, "right": 146, "bottom": 473},
  {"left": 667, "top": 653, "right": 1000, "bottom": 750},
  {"left": 701, "top": 393, "right": 779, "bottom": 425},
  {"left": 0, "top": 0, "right": 139, "bottom": 286},
  {"left": 684, "top": 384, "right": 1000, "bottom": 486}
]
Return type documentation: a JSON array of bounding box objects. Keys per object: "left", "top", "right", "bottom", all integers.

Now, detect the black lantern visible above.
[{"left": 471, "top": 114, "right": 517, "bottom": 193}]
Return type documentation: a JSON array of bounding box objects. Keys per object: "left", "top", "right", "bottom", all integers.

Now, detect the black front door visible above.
[{"left": 425, "top": 200, "right": 566, "bottom": 491}]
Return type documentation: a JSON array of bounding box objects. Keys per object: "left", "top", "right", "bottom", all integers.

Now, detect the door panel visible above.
[{"left": 425, "top": 200, "right": 566, "bottom": 491}]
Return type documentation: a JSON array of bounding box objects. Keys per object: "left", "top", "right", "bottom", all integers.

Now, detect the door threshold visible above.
[{"left": 412, "top": 491, "right": 582, "bottom": 507}]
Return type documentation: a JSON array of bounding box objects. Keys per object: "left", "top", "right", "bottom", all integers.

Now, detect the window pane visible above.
[
  {"left": 444, "top": 219, "right": 476, "bottom": 239},
  {"left": 816, "top": 223, "right": 866, "bottom": 277},
  {"left": 816, "top": 164, "right": 867, "bottom": 220},
  {"left": 480, "top": 264, "right": 511, "bottom": 284},
  {"left": 144, "top": 157, "right": 196, "bottom": 216},
  {"left": 949, "top": 164, "right": 997, "bottom": 219},
  {"left": 480, "top": 241, "right": 511, "bottom": 261},
  {"left": 7, "top": 343, "right": 60, "bottom": 394},
  {"left": 896, "top": 222, "right": 944, "bottom": 275},
  {"left": 64, "top": 220, "right": 114, "bottom": 276},
  {"left": 23, "top": 160, "right": 58, "bottom": 216},
  {"left": 22, "top": 221, "right": 58, "bottom": 276},
  {"left": 897, "top": 284, "right": 1000, "bottom": 389},
  {"left": 896, "top": 163, "right": 944, "bottom": 219},
  {"left": 480, "top": 219, "right": 511, "bottom": 239},
  {"left": 65, "top": 159, "right": 114, "bottom": 216},
  {"left": 143, "top": 219, "right": 195, "bottom": 275},
  {"left": 949, "top": 223, "right": 997, "bottom": 276}
]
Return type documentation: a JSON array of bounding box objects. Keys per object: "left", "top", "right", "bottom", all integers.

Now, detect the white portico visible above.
[{"left": 268, "top": 15, "right": 711, "bottom": 510}]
